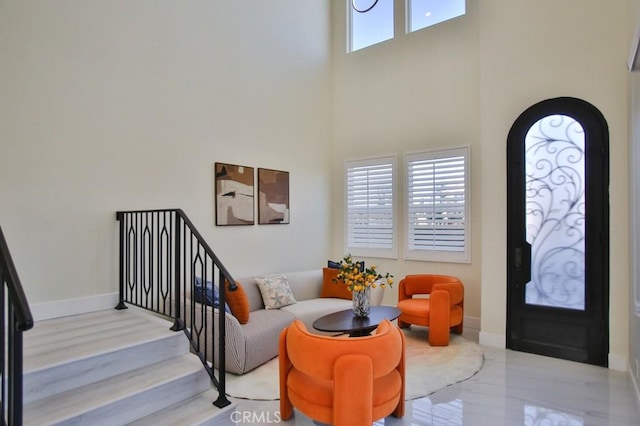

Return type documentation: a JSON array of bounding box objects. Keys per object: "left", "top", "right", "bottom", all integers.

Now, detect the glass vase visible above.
[{"left": 352, "top": 286, "right": 371, "bottom": 318}]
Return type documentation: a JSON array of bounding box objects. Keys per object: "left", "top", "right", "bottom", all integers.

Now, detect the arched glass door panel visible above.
[
  {"left": 507, "top": 96, "right": 608, "bottom": 366},
  {"left": 524, "top": 115, "right": 585, "bottom": 311}
]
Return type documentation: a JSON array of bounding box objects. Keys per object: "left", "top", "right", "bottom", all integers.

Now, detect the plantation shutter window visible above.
[
  {"left": 405, "top": 148, "right": 470, "bottom": 263},
  {"left": 344, "top": 156, "right": 397, "bottom": 258}
]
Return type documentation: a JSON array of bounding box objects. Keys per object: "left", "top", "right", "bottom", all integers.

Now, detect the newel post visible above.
[
  {"left": 115, "top": 212, "right": 127, "bottom": 310},
  {"left": 171, "top": 211, "right": 183, "bottom": 331}
]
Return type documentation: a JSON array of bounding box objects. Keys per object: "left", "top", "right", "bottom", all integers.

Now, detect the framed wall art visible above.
[
  {"left": 258, "top": 168, "right": 290, "bottom": 224},
  {"left": 215, "top": 162, "right": 255, "bottom": 226}
]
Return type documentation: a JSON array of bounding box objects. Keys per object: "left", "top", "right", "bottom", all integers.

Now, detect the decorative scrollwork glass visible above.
[{"left": 524, "top": 115, "right": 585, "bottom": 310}]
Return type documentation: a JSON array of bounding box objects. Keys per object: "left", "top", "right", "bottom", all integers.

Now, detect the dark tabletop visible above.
[{"left": 312, "top": 306, "right": 401, "bottom": 337}]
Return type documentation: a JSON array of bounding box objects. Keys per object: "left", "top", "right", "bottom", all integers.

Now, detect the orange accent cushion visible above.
[
  {"left": 320, "top": 267, "right": 352, "bottom": 300},
  {"left": 224, "top": 279, "right": 250, "bottom": 324}
]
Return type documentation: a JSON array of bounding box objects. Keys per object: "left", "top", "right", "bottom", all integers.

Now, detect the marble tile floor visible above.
[{"left": 220, "top": 330, "right": 640, "bottom": 426}]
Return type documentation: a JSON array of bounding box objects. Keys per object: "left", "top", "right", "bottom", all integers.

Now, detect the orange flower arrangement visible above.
[{"left": 334, "top": 254, "right": 393, "bottom": 292}]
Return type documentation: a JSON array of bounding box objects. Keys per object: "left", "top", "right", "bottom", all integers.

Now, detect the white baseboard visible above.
[
  {"left": 629, "top": 360, "right": 640, "bottom": 419},
  {"left": 464, "top": 315, "right": 480, "bottom": 330},
  {"left": 477, "top": 329, "right": 628, "bottom": 372},
  {"left": 609, "top": 353, "right": 628, "bottom": 372},
  {"left": 31, "top": 293, "right": 120, "bottom": 321},
  {"left": 479, "top": 331, "right": 506, "bottom": 348}
]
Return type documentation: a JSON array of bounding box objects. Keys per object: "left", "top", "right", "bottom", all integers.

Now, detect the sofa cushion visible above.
[
  {"left": 320, "top": 267, "right": 352, "bottom": 300},
  {"left": 234, "top": 270, "right": 324, "bottom": 312},
  {"left": 255, "top": 275, "right": 297, "bottom": 309},
  {"left": 280, "top": 298, "right": 353, "bottom": 333},
  {"left": 237, "top": 277, "right": 268, "bottom": 312},
  {"left": 280, "top": 269, "right": 323, "bottom": 301},
  {"left": 194, "top": 277, "right": 231, "bottom": 313},
  {"left": 225, "top": 279, "right": 250, "bottom": 324},
  {"left": 328, "top": 259, "right": 365, "bottom": 271},
  {"left": 327, "top": 260, "right": 341, "bottom": 269}
]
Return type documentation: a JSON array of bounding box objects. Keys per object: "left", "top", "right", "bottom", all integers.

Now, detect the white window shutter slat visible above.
[
  {"left": 344, "top": 157, "right": 396, "bottom": 258},
  {"left": 405, "top": 148, "right": 470, "bottom": 263}
]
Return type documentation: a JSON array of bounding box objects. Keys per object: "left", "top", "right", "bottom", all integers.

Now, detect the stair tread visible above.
[
  {"left": 128, "top": 389, "right": 233, "bottom": 426},
  {"left": 23, "top": 330, "right": 187, "bottom": 405},
  {"left": 23, "top": 353, "right": 208, "bottom": 425},
  {"left": 22, "top": 309, "right": 229, "bottom": 426},
  {"left": 24, "top": 309, "right": 176, "bottom": 372}
]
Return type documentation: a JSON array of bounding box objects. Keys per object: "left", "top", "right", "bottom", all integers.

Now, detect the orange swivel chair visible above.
[
  {"left": 397, "top": 274, "right": 464, "bottom": 346},
  {"left": 279, "top": 319, "right": 405, "bottom": 426}
]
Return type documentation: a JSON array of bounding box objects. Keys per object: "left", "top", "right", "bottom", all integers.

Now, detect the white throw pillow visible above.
[{"left": 255, "top": 274, "right": 297, "bottom": 309}]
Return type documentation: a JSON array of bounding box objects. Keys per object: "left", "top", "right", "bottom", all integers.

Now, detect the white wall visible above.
[
  {"left": 478, "top": 0, "right": 629, "bottom": 363},
  {"left": 332, "top": 0, "right": 631, "bottom": 364},
  {"left": 1, "top": 0, "right": 634, "bottom": 369},
  {"left": 0, "top": 1, "right": 333, "bottom": 304},
  {"left": 627, "top": 0, "right": 640, "bottom": 400},
  {"left": 629, "top": 69, "right": 640, "bottom": 401},
  {"left": 331, "top": 0, "right": 483, "bottom": 316}
]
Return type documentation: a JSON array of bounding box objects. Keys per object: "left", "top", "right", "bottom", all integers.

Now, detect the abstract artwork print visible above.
[
  {"left": 258, "top": 168, "right": 289, "bottom": 224},
  {"left": 215, "top": 163, "right": 255, "bottom": 226}
]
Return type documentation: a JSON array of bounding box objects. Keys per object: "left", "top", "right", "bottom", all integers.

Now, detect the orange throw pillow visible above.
[
  {"left": 320, "top": 267, "right": 352, "bottom": 300},
  {"left": 224, "top": 279, "right": 250, "bottom": 324}
]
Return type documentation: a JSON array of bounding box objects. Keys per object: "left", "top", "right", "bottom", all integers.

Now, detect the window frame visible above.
[
  {"left": 405, "top": 0, "right": 466, "bottom": 34},
  {"left": 347, "top": 0, "right": 468, "bottom": 53},
  {"left": 347, "top": 0, "right": 395, "bottom": 53},
  {"left": 343, "top": 155, "right": 398, "bottom": 259},
  {"left": 404, "top": 147, "right": 470, "bottom": 263}
]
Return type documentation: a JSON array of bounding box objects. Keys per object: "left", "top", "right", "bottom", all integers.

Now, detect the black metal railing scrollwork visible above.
[
  {"left": 115, "top": 209, "right": 237, "bottom": 409},
  {"left": 0, "top": 226, "right": 34, "bottom": 425}
]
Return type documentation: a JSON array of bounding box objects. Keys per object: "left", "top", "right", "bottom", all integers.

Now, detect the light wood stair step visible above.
[
  {"left": 23, "top": 353, "right": 212, "bottom": 426},
  {"left": 21, "top": 308, "right": 232, "bottom": 426},
  {"left": 23, "top": 309, "right": 187, "bottom": 404}
]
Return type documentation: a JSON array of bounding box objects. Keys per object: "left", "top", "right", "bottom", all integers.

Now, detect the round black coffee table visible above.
[{"left": 312, "top": 306, "right": 401, "bottom": 337}]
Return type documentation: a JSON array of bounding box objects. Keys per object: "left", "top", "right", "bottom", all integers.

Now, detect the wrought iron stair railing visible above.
[
  {"left": 0, "top": 226, "right": 34, "bottom": 425},
  {"left": 115, "top": 209, "right": 237, "bottom": 408}
]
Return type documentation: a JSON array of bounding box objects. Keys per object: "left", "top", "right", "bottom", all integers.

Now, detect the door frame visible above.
[{"left": 506, "top": 97, "right": 609, "bottom": 366}]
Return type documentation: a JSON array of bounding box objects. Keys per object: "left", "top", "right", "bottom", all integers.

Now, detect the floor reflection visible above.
[
  {"left": 230, "top": 331, "right": 640, "bottom": 426},
  {"left": 375, "top": 387, "right": 464, "bottom": 425},
  {"left": 524, "top": 404, "right": 584, "bottom": 426}
]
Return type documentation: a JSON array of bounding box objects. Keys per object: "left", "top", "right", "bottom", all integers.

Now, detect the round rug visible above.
[{"left": 224, "top": 327, "right": 484, "bottom": 401}]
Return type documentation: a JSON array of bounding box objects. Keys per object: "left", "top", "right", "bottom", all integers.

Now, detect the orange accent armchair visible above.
[
  {"left": 397, "top": 274, "right": 464, "bottom": 346},
  {"left": 279, "top": 319, "right": 405, "bottom": 426}
]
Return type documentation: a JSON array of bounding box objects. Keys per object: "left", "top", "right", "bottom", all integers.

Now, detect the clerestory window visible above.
[
  {"left": 348, "top": 0, "right": 467, "bottom": 53},
  {"left": 407, "top": 0, "right": 466, "bottom": 33},
  {"left": 349, "top": 0, "right": 394, "bottom": 52}
]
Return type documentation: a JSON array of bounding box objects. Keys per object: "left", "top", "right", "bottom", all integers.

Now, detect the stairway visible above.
[{"left": 21, "top": 308, "right": 234, "bottom": 425}]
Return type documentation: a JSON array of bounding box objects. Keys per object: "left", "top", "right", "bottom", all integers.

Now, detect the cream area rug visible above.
[{"left": 224, "top": 327, "right": 484, "bottom": 401}]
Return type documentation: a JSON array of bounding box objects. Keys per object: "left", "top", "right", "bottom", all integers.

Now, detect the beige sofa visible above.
[{"left": 197, "top": 269, "right": 384, "bottom": 375}]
